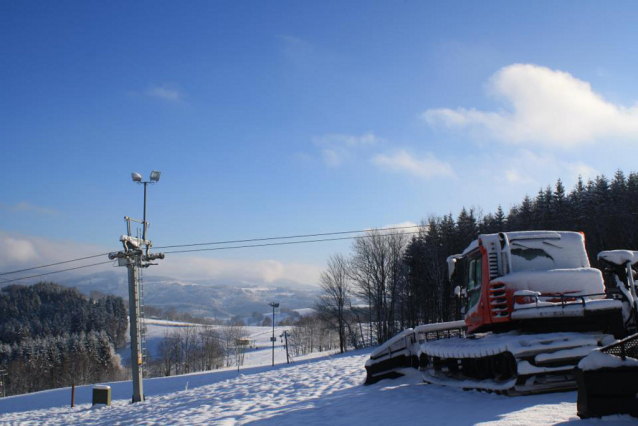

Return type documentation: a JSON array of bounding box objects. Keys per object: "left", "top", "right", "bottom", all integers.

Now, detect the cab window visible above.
[{"left": 466, "top": 256, "right": 482, "bottom": 312}]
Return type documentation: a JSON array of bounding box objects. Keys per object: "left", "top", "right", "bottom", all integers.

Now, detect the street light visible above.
[
  {"left": 269, "top": 302, "right": 279, "bottom": 366},
  {"left": 131, "top": 171, "right": 161, "bottom": 249}
]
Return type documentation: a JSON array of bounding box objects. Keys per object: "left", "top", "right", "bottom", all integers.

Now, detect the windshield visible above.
[{"left": 510, "top": 233, "right": 589, "bottom": 273}]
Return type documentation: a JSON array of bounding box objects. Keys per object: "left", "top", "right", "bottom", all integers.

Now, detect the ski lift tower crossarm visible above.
[{"left": 108, "top": 170, "right": 164, "bottom": 404}]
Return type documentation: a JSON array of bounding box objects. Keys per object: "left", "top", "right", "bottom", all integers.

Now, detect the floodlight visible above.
[
  {"left": 150, "top": 170, "right": 161, "bottom": 182},
  {"left": 131, "top": 172, "right": 143, "bottom": 182}
]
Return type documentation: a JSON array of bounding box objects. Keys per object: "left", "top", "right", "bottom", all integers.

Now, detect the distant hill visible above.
[{"left": 59, "top": 271, "right": 320, "bottom": 319}]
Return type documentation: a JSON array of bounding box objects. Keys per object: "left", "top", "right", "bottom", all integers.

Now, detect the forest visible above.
[
  {"left": 315, "top": 170, "right": 638, "bottom": 350},
  {"left": 0, "top": 283, "right": 127, "bottom": 396}
]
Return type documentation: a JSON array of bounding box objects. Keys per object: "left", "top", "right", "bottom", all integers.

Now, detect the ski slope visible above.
[
  {"left": 2, "top": 348, "right": 638, "bottom": 425},
  {"left": 119, "top": 320, "right": 293, "bottom": 367}
]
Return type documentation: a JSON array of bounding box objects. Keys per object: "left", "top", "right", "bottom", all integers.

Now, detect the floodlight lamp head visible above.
[
  {"left": 131, "top": 172, "right": 143, "bottom": 182},
  {"left": 150, "top": 170, "right": 161, "bottom": 182},
  {"left": 270, "top": 302, "right": 280, "bottom": 308}
]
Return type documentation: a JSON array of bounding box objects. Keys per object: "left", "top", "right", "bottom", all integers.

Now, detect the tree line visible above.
[
  {"left": 0, "top": 282, "right": 128, "bottom": 347},
  {"left": 0, "top": 331, "right": 123, "bottom": 395},
  {"left": 149, "top": 324, "right": 248, "bottom": 377},
  {"left": 0, "top": 282, "right": 128, "bottom": 396},
  {"left": 316, "top": 170, "right": 638, "bottom": 350}
]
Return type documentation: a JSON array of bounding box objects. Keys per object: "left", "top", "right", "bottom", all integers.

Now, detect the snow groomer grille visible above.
[
  {"left": 489, "top": 282, "right": 509, "bottom": 318},
  {"left": 419, "top": 328, "right": 465, "bottom": 343},
  {"left": 488, "top": 252, "right": 499, "bottom": 278},
  {"left": 601, "top": 333, "right": 638, "bottom": 360}
]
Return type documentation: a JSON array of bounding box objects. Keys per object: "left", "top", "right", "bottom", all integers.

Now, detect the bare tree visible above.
[
  {"left": 349, "top": 230, "right": 408, "bottom": 344},
  {"left": 220, "top": 324, "right": 245, "bottom": 367},
  {"left": 316, "top": 254, "right": 351, "bottom": 353}
]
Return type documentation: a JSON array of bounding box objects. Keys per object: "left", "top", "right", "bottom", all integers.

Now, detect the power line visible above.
[
  {"left": 6, "top": 209, "right": 638, "bottom": 282},
  {"left": 153, "top": 224, "right": 425, "bottom": 249},
  {"left": 0, "top": 225, "right": 424, "bottom": 278},
  {"left": 0, "top": 261, "right": 114, "bottom": 286},
  {"left": 0, "top": 252, "right": 113, "bottom": 277},
  {"left": 160, "top": 230, "right": 421, "bottom": 254}
]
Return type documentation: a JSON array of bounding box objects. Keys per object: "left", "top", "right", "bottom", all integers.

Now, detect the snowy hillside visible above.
[
  {"left": 61, "top": 271, "right": 320, "bottom": 319},
  {"left": 2, "top": 347, "right": 638, "bottom": 425}
]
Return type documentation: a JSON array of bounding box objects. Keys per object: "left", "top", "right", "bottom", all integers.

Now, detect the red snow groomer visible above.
[{"left": 365, "top": 231, "right": 637, "bottom": 395}]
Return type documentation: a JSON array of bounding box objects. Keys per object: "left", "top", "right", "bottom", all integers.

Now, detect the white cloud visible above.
[
  {"left": 483, "top": 150, "right": 598, "bottom": 189},
  {"left": 321, "top": 149, "right": 342, "bottom": 167},
  {"left": 0, "top": 237, "right": 39, "bottom": 264},
  {"left": 371, "top": 150, "right": 455, "bottom": 179},
  {"left": 0, "top": 201, "right": 60, "bottom": 215},
  {"left": 279, "top": 35, "right": 313, "bottom": 60},
  {"left": 314, "top": 133, "right": 379, "bottom": 148},
  {"left": 423, "top": 63, "right": 638, "bottom": 147},
  {"left": 0, "top": 231, "right": 114, "bottom": 278},
  {"left": 314, "top": 132, "right": 379, "bottom": 167},
  {"left": 382, "top": 221, "right": 419, "bottom": 231},
  {"left": 145, "top": 85, "right": 182, "bottom": 102},
  {"left": 139, "top": 256, "right": 322, "bottom": 285},
  {"left": 365, "top": 221, "right": 420, "bottom": 233},
  {"left": 379, "top": 221, "right": 422, "bottom": 235},
  {"left": 0, "top": 230, "right": 322, "bottom": 286}
]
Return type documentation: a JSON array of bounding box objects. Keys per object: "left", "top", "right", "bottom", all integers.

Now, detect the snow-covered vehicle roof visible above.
[{"left": 598, "top": 250, "right": 638, "bottom": 266}]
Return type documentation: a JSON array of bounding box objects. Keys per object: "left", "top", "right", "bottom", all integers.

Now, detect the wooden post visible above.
[
  {"left": 284, "top": 331, "right": 290, "bottom": 364},
  {"left": 71, "top": 382, "right": 75, "bottom": 407}
]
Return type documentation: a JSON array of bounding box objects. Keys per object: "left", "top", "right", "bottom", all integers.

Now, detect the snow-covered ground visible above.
[
  {"left": 2, "top": 347, "right": 638, "bottom": 425},
  {"left": 120, "top": 320, "right": 293, "bottom": 367}
]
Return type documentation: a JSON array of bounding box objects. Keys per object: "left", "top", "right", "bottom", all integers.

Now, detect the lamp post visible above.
[
  {"left": 131, "top": 170, "right": 161, "bottom": 257},
  {"left": 269, "top": 302, "right": 279, "bottom": 366}
]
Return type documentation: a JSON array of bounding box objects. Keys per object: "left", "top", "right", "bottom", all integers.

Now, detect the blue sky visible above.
[{"left": 3, "top": 1, "right": 638, "bottom": 285}]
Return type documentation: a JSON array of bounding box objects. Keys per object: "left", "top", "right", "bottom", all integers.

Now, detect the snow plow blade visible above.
[
  {"left": 365, "top": 329, "right": 416, "bottom": 385},
  {"left": 364, "top": 321, "right": 466, "bottom": 385}
]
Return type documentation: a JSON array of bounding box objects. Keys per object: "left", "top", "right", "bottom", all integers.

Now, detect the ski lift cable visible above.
[
  {"left": 160, "top": 230, "right": 421, "bottom": 254},
  {"left": 0, "top": 252, "right": 114, "bottom": 277},
  {"left": 0, "top": 230, "right": 420, "bottom": 284},
  {"left": 0, "top": 225, "right": 425, "bottom": 277},
  {"left": 0, "top": 261, "right": 115, "bottom": 285},
  {"left": 152, "top": 224, "right": 426, "bottom": 249}
]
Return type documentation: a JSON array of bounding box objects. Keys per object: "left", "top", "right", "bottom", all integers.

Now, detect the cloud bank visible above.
[
  {"left": 0, "top": 202, "right": 60, "bottom": 215},
  {"left": 423, "top": 64, "right": 638, "bottom": 147},
  {"left": 314, "top": 132, "right": 379, "bottom": 167},
  {"left": 371, "top": 150, "right": 455, "bottom": 179},
  {"left": 0, "top": 231, "right": 322, "bottom": 286}
]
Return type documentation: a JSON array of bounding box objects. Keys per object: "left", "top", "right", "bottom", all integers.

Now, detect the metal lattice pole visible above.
[{"left": 109, "top": 171, "right": 164, "bottom": 404}]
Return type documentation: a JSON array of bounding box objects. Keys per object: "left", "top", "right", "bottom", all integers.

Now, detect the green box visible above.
[{"left": 92, "top": 385, "right": 111, "bottom": 406}]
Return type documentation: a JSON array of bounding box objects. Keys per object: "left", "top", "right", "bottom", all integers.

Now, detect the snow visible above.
[
  {"left": 495, "top": 268, "right": 605, "bottom": 297},
  {"left": 578, "top": 349, "right": 638, "bottom": 371},
  {"left": 369, "top": 328, "right": 413, "bottom": 359},
  {"left": 92, "top": 385, "right": 111, "bottom": 391},
  {"left": 462, "top": 240, "right": 479, "bottom": 255},
  {"left": 421, "top": 331, "right": 606, "bottom": 360},
  {"left": 415, "top": 320, "right": 466, "bottom": 334},
  {"left": 511, "top": 299, "right": 622, "bottom": 320},
  {"left": 2, "top": 349, "right": 638, "bottom": 425},
  {"left": 120, "top": 320, "right": 292, "bottom": 367},
  {"left": 598, "top": 250, "right": 638, "bottom": 266}
]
